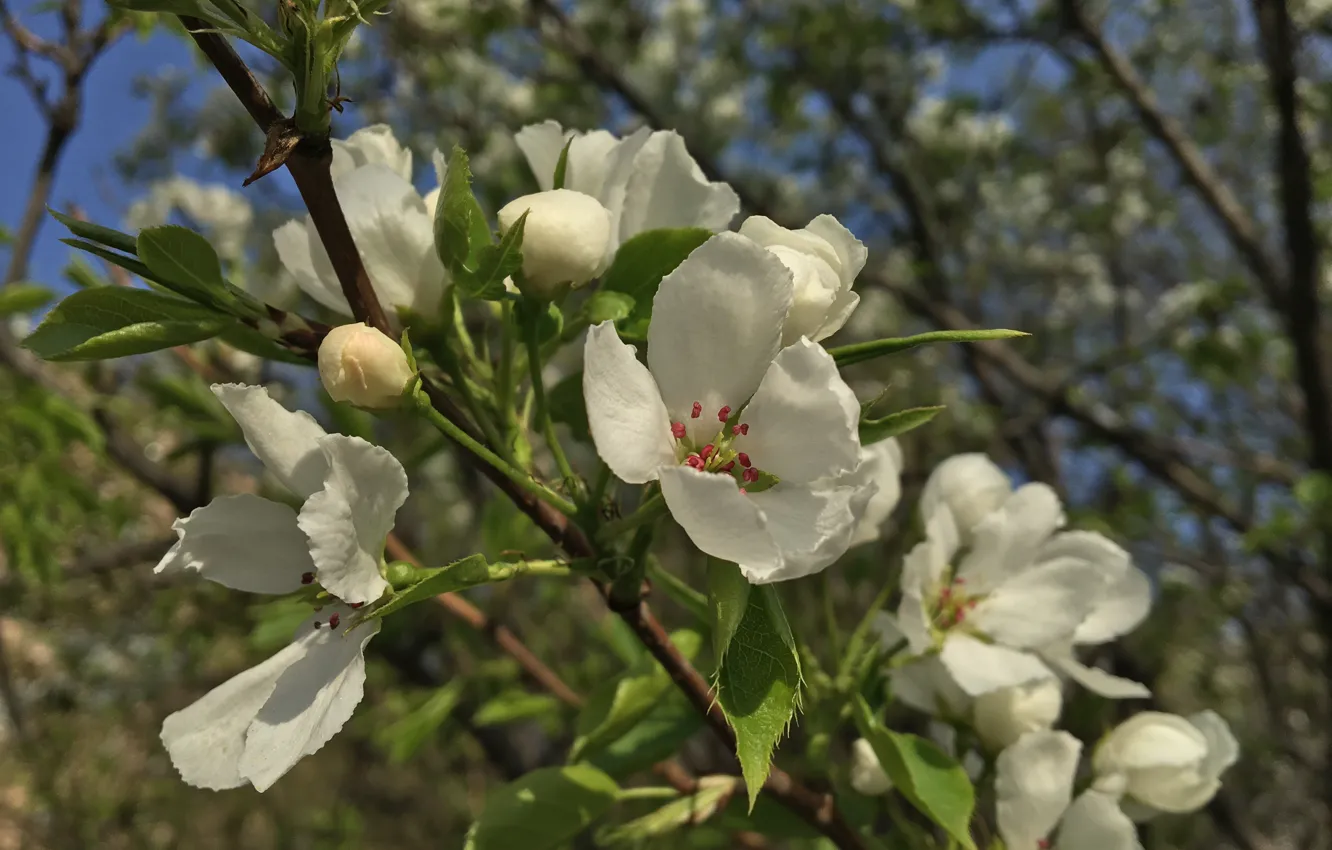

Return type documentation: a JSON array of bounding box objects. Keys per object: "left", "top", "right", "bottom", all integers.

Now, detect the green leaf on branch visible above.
[
  {"left": 853, "top": 696, "right": 977, "bottom": 850},
  {"left": 715, "top": 585, "right": 801, "bottom": 810},
  {"left": 136, "top": 225, "right": 262, "bottom": 316},
  {"left": 569, "top": 629, "right": 703, "bottom": 762},
  {"left": 586, "top": 693, "right": 704, "bottom": 779},
  {"left": 367, "top": 554, "right": 492, "bottom": 620},
  {"left": 577, "top": 290, "right": 635, "bottom": 326},
  {"left": 829, "top": 328, "right": 1030, "bottom": 367},
  {"left": 859, "top": 405, "right": 945, "bottom": 445},
  {"left": 595, "top": 776, "right": 737, "bottom": 845},
  {"left": 61, "top": 239, "right": 158, "bottom": 284},
  {"left": 473, "top": 690, "right": 562, "bottom": 726},
  {"left": 50, "top": 209, "right": 138, "bottom": 255},
  {"left": 552, "top": 137, "right": 574, "bottom": 190},
  {"left": 459, "top": 210, "right": 525, "bottom": 301},
  {"left": 600, "top": 227, "right": 711, "bottom": 339},
  {"left": 707, "top": 558, "right": 751, "bottom": 664},
  {"left": 375, "top": 680, "right": 464, "bottom": 764},
  {"left": 0, "top": 284, "right": 54, "bottom": 316},
  {"left": 22, "top": 287, "right": 231, "bottom": 361},
  {"left": 464, "top": 765, "right": 620, "bottom": 850},
  {"left": 435, "top": 145, "right": 485, "bottom": 274}
]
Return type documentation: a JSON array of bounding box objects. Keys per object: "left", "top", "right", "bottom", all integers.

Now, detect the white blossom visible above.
[
  {"left": 126, "top": 176, "right": 253, "bottom": 262},
  {"left": 583, "top": 233, "right": 866, "bottom": 583},
  {"left": 737, "top": 214, "right": 867, "bottom": 344},
  {"left": 974, "top": 680, "right": 1063, "bottom": 751},
  {"left": 846, "top": 439, "right": 903, "bottom": 548},
  {"left": 497, "top": 189, "right": 613, "bottom": 295},
  {"left": 330, "top": 124, "right": 413, "bottom": 183},
  {"left": 1093, "top": 711, "right": 1240, "bottom": 816},
  {"left": 319, "top": 323, "right": 415, "bottom": 408},
  {"left": 155, "top": 384, "right": 409, "bottom": 790}
]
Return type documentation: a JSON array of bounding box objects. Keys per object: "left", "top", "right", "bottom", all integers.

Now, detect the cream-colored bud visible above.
[
  {"left": 973, "top": 680, "right": 1063, "bottom": 751},
  {"left": 497, "top": 188, "right": 612, "bottom": 297},
  {"left": 318, "top": 323, "right": 414, "bottom": 408},
  {"left": 849, "top": 738, "right": 893, "bottom": 796}
]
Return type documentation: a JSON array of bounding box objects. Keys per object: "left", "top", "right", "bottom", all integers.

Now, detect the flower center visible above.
[
  {"left": 931, "top": 576, "right": 980, "bottom": 634},
  {"left": 669, "top": 402, "right": 776, "bottom": 494}
]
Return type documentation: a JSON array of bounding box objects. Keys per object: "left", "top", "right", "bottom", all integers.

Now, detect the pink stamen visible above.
[
  {"left": 743, "top": 467, "right": 759, "bottom": 483},
  {"left": 739, "top": 423, "right": 749, "bottom": 435},
  {"left": 686, "top": 455, "right": 705, "bottom": 470},
  {"left": 722, "top": 461, "right": 736, "bottom": 472},
  {"left": 738, "top": 452, "right": 751, "bottom": 468},
  {"left": 1038, "top": 841, "right": 1051, "bottom": 850},
  {"left": 349, "top": 602, "right": 364, "bottom": 609},
  {"left": 328, "top": 613, "right": 341, "bottom": 629},
  {"left": 690, "top": 401, "right": 702, "bottom": 419},
  {"left": 701, "top": 444, "right": 715, "bottom": 460},
  {"left": 955, "top": 577, "right": 966, "bottom": 585},
  {"left": 717, "top": 405, "right": 731, "bottom": 422},
  {"left": 739, "top": 487, "right": 747, "bottom": 494},
  {"left": 671, "top": 421, "right": 686, "bottom": 439},
  {"left": 301, "top": 572, "right": 314, "bottom": 585},
  {"left": 940, "top": 587, "right": 952, "bottom": 600}
]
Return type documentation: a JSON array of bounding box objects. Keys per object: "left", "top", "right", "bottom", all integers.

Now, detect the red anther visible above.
[
  {"left": 967, "top": 599, "right": 979, "bottom": 609},
  {"left": 328, "top": 613, "right": 341, "bottom": 629},
  {"left": 670, "top": 421, "right": 686, "bottom": 439},
  {"left": 739, "top": 423, "right": 749, "bottom": 435},
  {"left": 1038, "top": 841, "right": 1051, "bottom": 850},
  {"left": 731, "top": 425, "right": 741, "bottom": 436},
  {"left": 739, "top": 487, "right": 747, "bottom": 494},
  {"left": 301, "top": 572, "right": 314, "bottom": 585},
  {"left": 717, "top": 405, "right": 731, "bottom": 422},
  {"left": 722, "top": 461, "right": 736, "bottom": 472},
  {"left": 955, "top": 577, "right": 966, "bottom": 585},
  {"left": 738, "top": 452, "right": 751, "bottom": 467},
  {"left": 940, "top": 587, "right": 952, "bottom": 599},
  {"left": 349, "top": 602, "right": 364, "bottom": 609},
  {"left": 743, "top": 467, "right": 759, "bottom": 483},
  {"left": 690, "top": 401, "right": 702, "bottom": 418},
  {"left": 686, "top": 455, "right": 705, "bottom": 470},
  {"left": 701, "top": 444, "right": 715, "bottom": 460}
]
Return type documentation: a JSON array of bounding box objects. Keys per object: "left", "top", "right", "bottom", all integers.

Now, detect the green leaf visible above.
[
  {"left": 577, "top": 290, "right": 635, "bottom": 325},
  {"left": 22, "top": 286, "right": 230, "bottom": 361},
  {"left": 596, "top": 776, "right": 737, "bottom": 845},
  {"left": 552, "top": 137, "right": 574, "bottom": 190},
  {"left": 464, "top": 765, "right": 620, "bottom": 850},
  {"left": 435, "top": 145, "right": 478, "bottom": 273},
  {"left": 853, "top": 696, "right": 976, "bottom": 849},
  {"left": 137, "top": 225, "right": 260, "bottom": 315},
  {"left": 0, "top": 284, "right": 54, "bottom": 316},
  {"left": 600, "top": 227, "right": 711, "bottom": 338},
  {"left": 473, "top": 690, "right": 562, "bottom": 726},
  {"left": 570, "top": 629, "right": 703, "bottom": 762},
  {"left": 707, "top": 558, "right": 751, "bottom": 664},
  {"left": 61, "top": 239, "right": 157, "bottom": 283},
  {"left": 218, "top": 323, "right": 311, "bottom": 367},
  {"left": 366, "top": 554, "right": 492, "bottom": 620},
  {"left": 375, "top": 681, "right": 465, "bottom": 764},
  {"left": 829, "top": 329, "right": 1029, "bottom": 367},
  {"left": 50, "top": 209, "right": 138, "bottom": 255},
  {"left": 586, "top": 693, "right": 704, "bottom": 779},
  {"left": 859, "top": 405, "right": 945, "bottom": 445},
  {"left": 461, "top": 210, "right": 525, "bottom": 300},
  {"left": 715, "top": 585, "right": 801, "bottom": 810}
]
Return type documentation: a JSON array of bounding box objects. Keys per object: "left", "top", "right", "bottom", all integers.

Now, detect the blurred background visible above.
[{"left": 1, "top": 0, "right": 1329, "bottom": 847}]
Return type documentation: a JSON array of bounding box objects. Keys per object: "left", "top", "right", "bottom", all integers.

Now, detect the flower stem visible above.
[
  {"left": 523, "top": 309, "right": 579, "bottom": 491},
  {"left": 492, "top": 559, "right": 579, "bottom": 580},
  {"left": 598, "top": 492, "right": 668, "bottom": 542},
  {"left": 615, "top": 786, "right": 680, "bottom": 802},
  {"left": 412, "top": 388, "right": 578, "bottom": 517},
  {"left": 837, "top": 578, "right": 897, "bottom": 681},
  {"left": 496, "top": 299, "right": 517, "bottom": 457}
]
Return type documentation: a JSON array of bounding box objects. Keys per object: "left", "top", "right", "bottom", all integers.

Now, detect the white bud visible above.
[
  {"left": 849, "top": 738, "right": 893, "bottom": 796},
  {"left": 318, "top": 323, "right": 414, "bottom": 408},
  {"left": 1092, "top": 710, "right": 1239, "bottom": 814},
  {"left": 973, "top": 680, "right": 1063, "bottom": 751},
  {"left": 497, "top": 189, "right": 612, "bottom": 297}
]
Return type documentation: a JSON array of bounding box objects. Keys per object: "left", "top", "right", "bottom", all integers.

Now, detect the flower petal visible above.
[
  {"left": 274, "top": 219, "right": 349, "bottom": 313},
  {"left": 846, "top": 438, "right": 903, "bottom": 547},
  {"left": 806, "top": 215, "right": 867, "bottom": 339},
  {"left": 583, "top": 322, "right": 675, "bottom": 483},
  {"left": 297, "top": 435, "right": 405, "bottom": 605},
  {"left": 155, "top": 494, "right": 313, "bottom": 594},
  {"left": 996, "top": 730, "right": 1081, "bottom": 850},
  {"left": 1190, "top": 710, "right": 1239, "bottom": 779},
  {"left": 658, "top": 465, "right": 779, "bottom": 575},
  {"left": 736, "top": 339, "right": 861, "bottom": 483},
  {"left": 212, "top": 383, "right": 328, "bottom": 499},
  {"left": 616, "top": 131, "right": 740, "bottom": 237},
  {"left": 1076, "top": 565, "right": 1152, "bottom": 646},
  {"left": 160, "top": 639, "right": 306, "bottom": 790},
  {"left": 515, "top": 120, "right": 568, "bottom": 191},
  {"left": 955, "top": 483, "right": 1065, "bottom": 593},
  {"left": 743, "top": 482, "right": 861, "bottom": 582},
  {"left": 1056, "top": 791, "right": 1142, "bottom": 850},
  {"left": 1042, "top": 647, "right": 1151, "bottom": 699},
  {"left": 970, "top": 558, "right": 1103, "bottom": 648},
  {"left": 331, "top": 124, "right": 413, "bottom": 182},
  {"left": 920, "top": 453, "right": 1013, "bottom": 545},
  {"left": 1094, "top": 712, "right": 1209, "bottom": 775},
  {"left": 646, "top": 234, "right": 792, "bottom": 440},
  {"left": 889, "top": 656, "right": 972, "bottom": 718},
  {"left": 239, "top": 606, "right": 380, "bottom": 791},
  {"left": 940, "top": 634, "right": 1055, "bottom": 696}
]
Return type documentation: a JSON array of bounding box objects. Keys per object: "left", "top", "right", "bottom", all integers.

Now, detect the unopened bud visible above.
[
  {"left": 973, "top": 680, "right": 1063, "bottom": 751},
  {"left": 497, "top": 189, "right": 612, "bottom": 297},
  {"left": 318, "top": 323, "right": 414, "bottom": 409}
]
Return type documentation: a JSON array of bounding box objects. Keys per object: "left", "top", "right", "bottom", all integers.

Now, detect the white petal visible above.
[
  {"left": 1190, "top": 710, "right": 1240, "bottom": 779},
  {"left": 156, "top": 494, "right": 313, "bottom": 593},
  {"left": 515, "top": 120, "right": 568, "bottom": 191},
  {"left": 160, "top": 640, "right": 305, "bottom": 790},
  {"left": 331, "top": 124, "right": 413, "bottom": 182},
  {"left": 1056, "top": 791, "right": 1143, "bottom": 850},
  {"left": 595, "top": 127, "right": 654, "bottom": 248},
  {"left": 955, "top": 483, "right": 1065, "bottom": 593},
  {"left": 565, "top": 130, "right": 620, "bottom": 198},
  {"left": 736, "top": 339, "right": 861, "bottom": 483},
  {"left": 995, "top": 730, "right": 1081, "bottom": 850},
  {"left": 742, "top": 482, "right": 860, "bottom": 583},
  {"left": 805, "top": 214, "right": 867, "bottom": 340},
  {"left": 974, "top": 680, "right": 1064, "bottom": 751},
  {"left": 971, "top": 559, "right": 1103, "bottom": 648},
  {"left": 846, "top": 438, "right": 903, "bottom": 547},
  {"left": 1094, "top": 712, "right": 1209, "bottom": 775},
  {"left": 239, "top": 606, "right": 380, "bottom": 791},
  {"left": 889, "top": 656, "right": 973, "bottom": 718},
  {"left": 1043, "top": 648, "right": 1151, "bottom": 699},
  {"left": 297, "top": 435, "right": 405, "bottom": 605},
  {"left": 274, "top": 219, "right": 350, "bottom": 314},
  {"left": 896, "top": 590, "right": 935, "bottom": 655},
  {"left": 646, "top": 234, "right": 791, "bottom": 441},
  {"left": 658, "top": 465, "right": 779, "bottom": 575},
  {"left": 583, "top": 322, "right": 675, "bottom": 483},
  {"left": 212, "top": 383, "right": 328, "bottom": 499},
  {"left": 616, "top": 131, "right": 740, "bottom": 238},
  {"left": 920, "top": 453, "right": 1012, "bottom": 545},
  {"left": 940, "top": 634, "right": 1055, "bottom": 696},
  {"left": 850, "top": 738, "right": 892, "bottom": 795},
  {"left": 1076, "top": 565, "right": 1152, "bottom": 646},
  {"left": 1126, "top": 767, "right": 1219, "bottom": 814}
]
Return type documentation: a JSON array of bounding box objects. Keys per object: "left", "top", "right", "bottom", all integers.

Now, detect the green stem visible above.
[
  {"left": 524, "top": 310, "right": 579, "bottom": 489},
  {"left": 821, "top": 571, "right": 842, "bottom": 660},
  {"left": 646, "top": 558, "right": 709, "bottom": 625},
  {"left": 615, "top": 787, "right": 680, "bottom": 802},
  {"left": 493, "top": 559, "right": 579, "bottom": 580},
  {"left": 496, "top": 299, "right": 517, "bottom": 457},
  {"left": 412, "top": 388, "right": 578, "bottom": 517},
  {"left": 597, "top": 492, "right": 668, "bottom": 542},
  {"left": 837, "top": 577, "right": 897, "bottom": 680}
]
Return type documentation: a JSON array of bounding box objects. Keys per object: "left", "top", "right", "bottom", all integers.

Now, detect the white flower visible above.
[
  {"left": 583, "top": 233, "right": 864, "bottom": 583},
  {"left": 514, "top": 120, "right": 739, "bottom": 258},
  {"left": 126, "top": 176, "right": 253, "bottom": 262},
  {"left": 737, "top": 215, "right": 867, "bottom": 344},
  {"left": 275, "top": 126, "right": 445, "bottom": 318},
  {"left": 849, "top": 738, "right": 893, "bottom": 795},
  {"left": 319, "top": 323, "right": 415, "bottom": 408},
  {"left": 846, "top": 438, "right": 903, "bottom": 548},
  {"left": 897, "top": 454, "right": 1153, "bottom": 699},
  {"left": 154, "top": 383, "right": 409, "bottom": 790},
  {"left": 1093, "top": 711, "right": 1239, "bottom": 815},
  {"left": 497, "top": 189, "right": 613, "bottom": 295},
  {"left": 974, "top": 680, "right": 1063, "bottom": 751}
]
